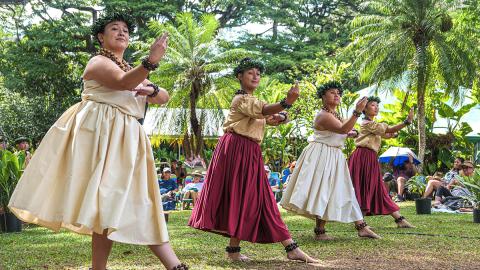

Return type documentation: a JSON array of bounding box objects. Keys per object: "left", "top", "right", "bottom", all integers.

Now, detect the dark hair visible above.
[
  {"left": 91, "top": 12, "right": 136, "bottom": 44},
  {"left": 316, "top": 81, "right": 343, "bottom": 99},
  {"left": 456, "top": 157, "right": 465, "bottom": 163},
  {"left": 234, "top": 57, "right": 265, "bottom": 75}
]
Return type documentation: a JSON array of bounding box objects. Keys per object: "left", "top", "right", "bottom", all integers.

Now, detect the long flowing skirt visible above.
[
  {"left": 280, "top": 142, "right": 364, "bottom": 223},
  {"left": 188, "top": 132, "right": 291, "bottom": 243},
  {"left": 349, "top": 147, "right": 400, "bottom": 216},
  {"left": 8, "top": 101, "right": 169, "bottom": 245}
]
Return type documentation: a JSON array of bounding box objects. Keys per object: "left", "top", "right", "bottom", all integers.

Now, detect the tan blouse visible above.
[
  {"left": 355, "top": 121, "right": 390, "bottom": 153},
  {"left": 223, "top": 94, "right": 267, "bottom": 143}
]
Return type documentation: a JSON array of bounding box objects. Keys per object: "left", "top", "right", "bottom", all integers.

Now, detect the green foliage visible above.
[
  {"left": 379, "top": 88, "right": 475, "bottom": 174},
  {"left": 147, "top": 12, "right": 250, "bottom": 157},
  {"left": 348, "top": 0, "right": 479, "bottom": 167},
  {"left": 460, "top": 169, "right": 480, "bottom": 209},
  {"left": 0, "top": 150, "right": 22, "bottom": 213},
  {"left": 406, "top": 175, "right": 427, "bottom": 195}
]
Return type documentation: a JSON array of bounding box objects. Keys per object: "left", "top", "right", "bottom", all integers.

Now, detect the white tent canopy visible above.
[{"left": 143, "top": 107, "right": 230, "bottom": 138}]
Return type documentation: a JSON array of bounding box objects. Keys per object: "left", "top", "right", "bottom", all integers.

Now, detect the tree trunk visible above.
[
  {"left": 189, "top": 79, "right": 204, "bottom": 158},
  {"left": 415, "top": 41, "right": 428, "bottom": 172},
  {"left": 272, "top": 20, "right": 278, "bottom": 41}
]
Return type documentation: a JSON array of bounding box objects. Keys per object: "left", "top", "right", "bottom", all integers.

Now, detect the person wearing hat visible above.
[
  {"left": 159, "top": 167, "right": 178, "bottom": 211},
  {"left": 433, "top": 160, "right": 475, "bottom": 206},
  {"left": 181, "top": 170, "right": 204, "bottom": 209},
  {"left": 189, "top": 57, "right": 317, "bottom": 263},
  {"left": 8, "top": 12, "right": 188, "bottom": 270}
]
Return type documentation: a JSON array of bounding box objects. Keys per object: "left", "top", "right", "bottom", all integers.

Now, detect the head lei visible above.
[
  {"left": 316, "top": 81, "right": 343, "bottom": 99},
  {"left": 91, "top": 12, "right": 136, "bottom": 43},
  {"left": 234, "top": 57, "right": 265, "bottom": 76},
  {"left": 367, "top": 96, "right": 381, "bottom": 104}
]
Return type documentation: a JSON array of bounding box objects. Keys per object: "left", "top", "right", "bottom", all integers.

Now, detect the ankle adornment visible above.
[
  {"left": 284, "top": 242, "right": 299, "bottom": 252},
  {"left": 171, "top": 263, "right": 189, "bottom": 270},
  {"left": 355, "top": 221, "right": 368, "bottom": 231},
  {"left": 394, "top": 216, "right": 406, "bottom": 223},
  {"left": 225, "top": 246, "right": 241, "bottom": 253},
  {"left": 314, "top": 227, "right": 326, "bottom": 235}
]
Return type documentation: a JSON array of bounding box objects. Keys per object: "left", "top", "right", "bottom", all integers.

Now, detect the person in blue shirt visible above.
[
  {"left": 281, "top": 161, "right": 296, "bottom": 184},
  {"left": 159, "top": 167, "right": 178, "bottom": 210}
]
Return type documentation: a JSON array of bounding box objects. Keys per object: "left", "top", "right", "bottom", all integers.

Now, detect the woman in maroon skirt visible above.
[
  {"left": 188, "top": 58, "right": 317, "bottom": 263},
  {"left": 348, "top": 96, "right": 414, "bottom": 228}
]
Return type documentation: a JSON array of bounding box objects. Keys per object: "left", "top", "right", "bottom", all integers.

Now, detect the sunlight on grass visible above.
[{"left": 1, "top": 203, "right": 480, "bottom": 269}]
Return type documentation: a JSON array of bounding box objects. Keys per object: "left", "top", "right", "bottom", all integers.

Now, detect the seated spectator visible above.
[
  {"left": 171, "top": 159, "right": 187, "bottom": 185},
  {"left": 433, "top": 160, "right": 475, "bottom": 207},
  {"left": 265, "top": 165, "right": 277, "bottom": 187},
  {"left": 182, "top": 170, "right": 204, "bottom": 209},
  {"left": 422, "top": 157, "right": 464, "bottom": 199},
  {"left": 281, "top": 161, "right": 296, "bottom": 184},
  {"left": 421, "top": 171, "right": 444, "bottom": 198},
  {"left": 158, "top": 167, "right": 178, "bottom": 211},
  {"left": 393, "top": 155, "right": 417, "bottom": 202}
]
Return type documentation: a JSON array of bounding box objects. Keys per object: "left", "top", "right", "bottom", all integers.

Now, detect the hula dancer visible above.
[
  {"left": 281, "top": 81, "right": 380, "bottom": 240},
  {"left": 9, "top": 13, "right": 188, "bottom": 270},
  {"left": 348, "top": 96, "right": 415, "bottom": 228},
  {"left": 189, "top": 58, "right": 317, "bottom": 263}
]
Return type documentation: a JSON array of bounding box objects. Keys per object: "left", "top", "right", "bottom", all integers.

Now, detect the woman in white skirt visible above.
[{"left": 281, "top": 81, "right": 380, "bottom": 240}]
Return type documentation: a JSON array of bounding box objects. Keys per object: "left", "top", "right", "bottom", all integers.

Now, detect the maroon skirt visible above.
[
  {"left": 348, "top": 147, "right": 400, "bottom": 215},
  {"left": 188, "top": 132, "right": 291, "bottom": 243}
]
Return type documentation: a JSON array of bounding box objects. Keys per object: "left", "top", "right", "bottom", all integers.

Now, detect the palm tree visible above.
[
  {"left": 148, "top": 13, "right": 249, "bottom": 159},
  {"left": 348, "top": 0, "right": 478, "bottom": 167}
]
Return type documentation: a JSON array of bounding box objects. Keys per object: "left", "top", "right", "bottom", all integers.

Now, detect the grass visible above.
[{"left": 1, "top": 202, "right": 480, "bottom": 269}]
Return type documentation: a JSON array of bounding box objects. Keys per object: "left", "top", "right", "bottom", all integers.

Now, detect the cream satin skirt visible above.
[
  {"left": 281, "top": 142, "right": 364, "bottom": 223},
  {"left": 9, "top": 100, "right": 169, "bottom": 245}
]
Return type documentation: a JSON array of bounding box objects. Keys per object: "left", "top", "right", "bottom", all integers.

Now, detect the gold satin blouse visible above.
[
  {"left": 354, "top": 121, "right": 389, "bottom": 153},
  {"left": 223, "top": 94, "right": 267, "bottom": 143}
]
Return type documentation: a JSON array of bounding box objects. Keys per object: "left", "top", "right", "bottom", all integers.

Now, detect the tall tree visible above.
[
  {"left": 348, "top": 0, "right": 478, "bottom": 167},
  {"left": 148, "top": 13, "right": 249, "bottom": 158}
]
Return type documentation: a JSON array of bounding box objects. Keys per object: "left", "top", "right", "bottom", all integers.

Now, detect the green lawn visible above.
[{"left": 1, "top": 202, "right": 480, "bottom": 269}]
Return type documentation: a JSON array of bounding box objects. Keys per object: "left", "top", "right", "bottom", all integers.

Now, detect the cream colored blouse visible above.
[
  {"left": 223, "top": 94, "right": 267, "bottom": 143},
  {"left": 355, "top": 121, "right": 390, "bottom": 153}
]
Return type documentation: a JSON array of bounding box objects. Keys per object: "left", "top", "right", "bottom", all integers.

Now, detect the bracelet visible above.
[
  {"left": 352, "top": 110, "right": 362, "bottom": 117},
  {"left": 141, "top": 57, "right": 159, "bottom": 71},
  {"left": 279, "top": 98, "right": 293, "bottom": 109},
  {"left": 147, "top": 83, "right": 160, "bottom": 98},
  {"left": 403, "top": 119, "right": 411, "bottom": 125}
]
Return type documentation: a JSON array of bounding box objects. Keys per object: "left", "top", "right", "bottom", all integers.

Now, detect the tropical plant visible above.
[
  {"left": 406, "top": 175, "right": 427, "bottom": 196},
  {"left": 0, "top": 150, "right": 22, "bottom": 213},
  {"left": 349, "top": 0, "right": 479, "bottom": 169},
  {"left": 148, "top": 13, "right": 250, "bottom": 159},
  {"left": 459, "top": 169, "right": 480, "bottom": 209}
]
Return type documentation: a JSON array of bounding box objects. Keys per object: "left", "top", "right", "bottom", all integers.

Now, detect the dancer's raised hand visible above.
[
  {"left": 285, "top": 81, "right": 300, "bottom": 105},
  {"left": 355, "top": 96, "right": 368, "bottom": 112},
  {"left": 148, "top": 32, "right": 169, "bottom": 64}
]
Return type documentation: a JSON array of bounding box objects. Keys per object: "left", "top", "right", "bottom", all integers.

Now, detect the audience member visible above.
[
  {"left": 393, "top": 155, "right": 417, "bottom": 202},
  {"left": 158, "top": 167, "right": 178, "bottom": 211},
  {"left": 182, "top": 170, "right": 204, "bottom": 209}
]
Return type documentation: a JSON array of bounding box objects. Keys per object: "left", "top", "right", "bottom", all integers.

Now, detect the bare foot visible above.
[
  {"left": 357, "top": 227, "right": 381, "bottom": 239},
  {"left": 397, "top": 219, "right": 415, "bottom": 228},
  {"left": 286, "top": 248, "right": 319, "bottom": 263},
  {"left": 314, "top": 233, "right": 334, "bottom": 241},
  {"left": 226, "top": 252, "right": 250, "bottom": 261}
]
